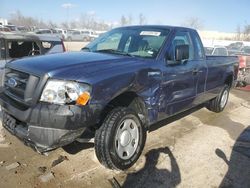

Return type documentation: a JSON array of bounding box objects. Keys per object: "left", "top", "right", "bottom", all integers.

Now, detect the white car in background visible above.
[
  {"left": 67, "top": 29, "right": 99, "bottom": 42},
  {"left": 54, "top": 28, "right": 67, "bottom": 41},
  {"left": 80, "top": 30, "right": 99, "bottom": 41},
  {"left": 66, "top": 30, "right": 85, "bottom": 41},
  {"left": 204, "top": 46, "right": 229, "bottom": 56},
  {"left": 35, "top": 29, "right": 67, "bottom": 40}
]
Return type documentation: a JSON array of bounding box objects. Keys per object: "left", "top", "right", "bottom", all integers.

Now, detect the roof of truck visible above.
[
  {"left": 116, "top": 25, "right": 197, "bottom": 32},
  {"left": 0, "top": 31, "right": 61, "bottom": 41}
]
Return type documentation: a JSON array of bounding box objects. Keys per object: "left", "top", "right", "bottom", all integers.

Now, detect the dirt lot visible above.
[
  {"left": 0, "top": 89, "right": 249, "bottom": 188},
  {"left": 0, "top": 43, "right": 250, "bottom": 188},
  {"left": 64, "top": 41, "right": 88, "bottom": 51}
]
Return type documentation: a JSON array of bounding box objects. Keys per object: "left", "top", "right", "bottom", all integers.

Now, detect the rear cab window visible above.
[
  {"left": 192, "top": 31, "right": 205, "bottom": 60},
  {"left": 213, "top": 48, "right": 228, "bottom": 56}
]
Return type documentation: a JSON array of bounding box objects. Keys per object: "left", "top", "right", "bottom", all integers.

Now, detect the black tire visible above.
[
  {"left": 206, "top": 85, "right": 230, "bottom": 113},
  {"left": 94, "top": 107, "right": 146, "bottom": 170}
]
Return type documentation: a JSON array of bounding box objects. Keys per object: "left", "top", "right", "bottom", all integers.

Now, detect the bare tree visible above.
[
  {"left": 182, "top": 17, "right": 204, "bottom": 30},
  {"left": 120, "top": 15, "right": 133, "bottom": 26},
  {"left": 120, "top": 15, "right": 128, "bottom": 26},
  {"left": 78, "top": 13, "right": 110, "bottom": 30},
  {"left": 8, "top": 10, "right": 111, "bottom": 31},
  {"left": 128, "top": 15, "right": 133, "bottom": 25},
  {"left": 243, "top": 24, "right": 250, "bottom": 41},
  {"left": 48, "top": 21, "right": 58, "bottom": 29},
  {"left": 9, "top": 10, "right": 48, "bottom": 29},
  {"left": 70, "top": 21, "right": 77, "bottom": 29},
  {"left": 138, "top": 13, "right": 147, "bottom": 25},
  {"left": 61, "top": 22, "right": 70, "bottom": 30},
  {"left": 235, "top": 25, "right": 241, "bottom": 40}
]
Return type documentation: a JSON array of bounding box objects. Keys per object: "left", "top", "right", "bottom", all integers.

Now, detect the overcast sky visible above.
[{"left": 0, "top": 0, "right": 250, "bottom": 32}]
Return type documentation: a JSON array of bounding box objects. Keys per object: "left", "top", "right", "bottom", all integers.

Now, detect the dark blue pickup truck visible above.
[{"left": 0, "top": 25, "right": 238, "bottom": 170}]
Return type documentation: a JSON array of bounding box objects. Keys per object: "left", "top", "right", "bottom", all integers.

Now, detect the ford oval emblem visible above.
[{"left": 8, "top": 77, "right": 18, "bottom": 88}]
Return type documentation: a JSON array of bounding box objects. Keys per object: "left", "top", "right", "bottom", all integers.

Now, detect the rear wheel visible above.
[
  {"left": 206, "top": 85, "right": 230, "bottom": 113},
  {"left": 94, "top": 107, "right": 146, "bottom": 170}
]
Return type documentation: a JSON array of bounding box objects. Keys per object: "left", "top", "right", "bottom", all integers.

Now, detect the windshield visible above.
[{"left": 85, "top": 27, "right": 170, "bottom": 58}]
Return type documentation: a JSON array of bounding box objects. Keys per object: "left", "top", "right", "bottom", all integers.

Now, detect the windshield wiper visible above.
[{"left": 94, "top": 49, "right": 135, "bottom": 57}]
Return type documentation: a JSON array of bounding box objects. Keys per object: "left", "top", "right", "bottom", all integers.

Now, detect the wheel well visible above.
[
  {"left": 225, "top": 75, "right": 233, "bottom": 88},
  {"left": 98, "top": 92, "right": 148, "bottom": 128}
]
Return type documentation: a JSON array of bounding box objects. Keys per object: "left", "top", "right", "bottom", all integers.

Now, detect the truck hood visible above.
[{"left": 7, "top": 52, "right": 147, "bottom": 82}]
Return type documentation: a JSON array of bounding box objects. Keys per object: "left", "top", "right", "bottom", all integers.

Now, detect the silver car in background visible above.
[{"left": 204, "top": 46, "right": 229, "bottom": 56}]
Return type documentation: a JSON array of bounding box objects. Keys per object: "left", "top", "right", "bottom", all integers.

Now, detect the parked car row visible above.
[
  {"left": 35, "top": 28, "right": 100, "bottom": 42},
  {"left": 0, "top": 25, "right": 11, "bottom": 32},
  {"left": 66, "top": 29, "right": 98, "bottom": 42},
  {"left": 0, "top": 23, "right": 102, "bottom": 42}
]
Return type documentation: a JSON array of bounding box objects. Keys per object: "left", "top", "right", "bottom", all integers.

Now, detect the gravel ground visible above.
[
  {"left": 64, "top": 41, "right": 88, "bottom": 51},
  {"left": 0, "top": 89, "right": 249, "bottom": 188}
]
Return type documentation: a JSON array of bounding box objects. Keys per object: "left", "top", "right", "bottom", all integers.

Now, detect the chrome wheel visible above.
[
  {"left": 115, "top": 119, "right": 139, "bottom": 160},
  {"left": 220, "top": 89, "right": 229, "bottom": 108}
]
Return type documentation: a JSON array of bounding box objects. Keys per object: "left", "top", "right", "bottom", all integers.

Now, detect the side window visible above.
[
  {"left": 73, "top": 31, "right": 80, "bottom": 35},
  {"left": 193, "top": 33, "right": 205, "bottom": 59},
  {"left": 8, "top": 40, "right": 34, "bottom": 58},
  {"left": 169, "top": 31, "right": 194, "bottom": 61},
  {"left": 124, "top": 36, "right": 132, "bottom": 52}
]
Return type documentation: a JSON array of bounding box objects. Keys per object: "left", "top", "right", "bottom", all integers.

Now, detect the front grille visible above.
[
  {"left": 4, "top": 68, "right": 40, "bottom": 104},
  {"left": 4, "top": 69, "right": 29, "bottom": 99}
]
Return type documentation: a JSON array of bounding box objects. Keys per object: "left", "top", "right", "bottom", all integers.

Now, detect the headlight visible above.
[{"left": 40, "top": 80, "right": 91, "bottom": 105}]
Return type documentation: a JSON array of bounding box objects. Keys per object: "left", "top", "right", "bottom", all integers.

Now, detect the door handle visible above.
[{"left": 192, "top": 69, "right": 203, "bottom": 75}]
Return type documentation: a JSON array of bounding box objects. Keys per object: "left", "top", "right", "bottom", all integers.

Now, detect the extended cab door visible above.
[
  {"left": 190, "top": 30, "right": 208, "bottom": 100},
  {"left": 161, "top": 30, "right": 206, "bottom": 116}
]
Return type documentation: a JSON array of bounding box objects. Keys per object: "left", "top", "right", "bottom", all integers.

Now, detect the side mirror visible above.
[{"left": 175, "top": 44, "right": 189, "bottom": 62}]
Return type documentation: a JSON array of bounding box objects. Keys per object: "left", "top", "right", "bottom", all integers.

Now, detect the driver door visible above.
[{"left": 161, "top": 31, "right": 199, "bottom": 116}]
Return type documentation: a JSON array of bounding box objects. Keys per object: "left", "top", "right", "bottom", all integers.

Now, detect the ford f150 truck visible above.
[{"left": 0, "top": 25, "right": 238, "bottom": 170}]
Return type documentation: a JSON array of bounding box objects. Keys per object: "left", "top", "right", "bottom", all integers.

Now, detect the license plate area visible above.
[{"left": 2, "top": 111, "right": 16, "bottom": 133}]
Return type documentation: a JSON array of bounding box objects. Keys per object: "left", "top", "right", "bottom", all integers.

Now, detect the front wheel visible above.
[
  {"left": 206, "top": 85, "right": 230, "bottom": 113},
  {"left": 94, "top": 107, "right": 146, "bottom": 170}
]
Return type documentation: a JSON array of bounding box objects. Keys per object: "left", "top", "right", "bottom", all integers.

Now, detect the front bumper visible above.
[
  {"left": 0, "top": 93, "right": 100, "bottom": 152},
  {"left": 2, "top": 111, "right": 85, "bottom": 152}
]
